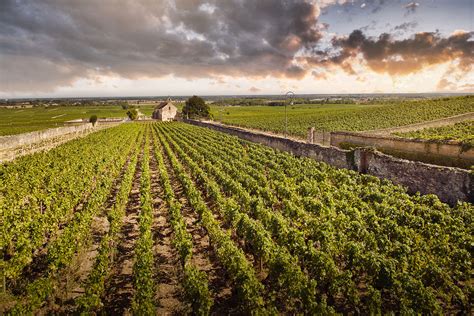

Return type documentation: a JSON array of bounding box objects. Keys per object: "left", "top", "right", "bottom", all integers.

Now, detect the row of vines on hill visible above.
[
  {"left": 395, "top": 120, "right": 474, "bottom": 147},
  {"left": 219, "top": 96, "right": 474, "bottom": 137}
]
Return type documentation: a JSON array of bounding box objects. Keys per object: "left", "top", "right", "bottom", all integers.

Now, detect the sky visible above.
[{"left": 0, "top": 0, "right": 473, "bottom": 98}]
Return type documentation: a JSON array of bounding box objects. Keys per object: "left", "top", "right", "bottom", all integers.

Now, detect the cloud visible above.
[
  {"left": 312, "top": 70, "right": 328, "bottom": 80},
  {"left": 393, "top": 21, "right": 418, "bottom": 32},
  {"left": 317, "top": 0, "right": 352, "bottom": 8},
  {"left": 459, "top": 83, "right": 474, "bottom": 92},
  {"left": 0, "top": 0, "right": 472, "bottom": 94},
  {"left": 249, "top": 86, "right": 261, "bottom": 93},
  {"left": 0, "top": 0, "right": 323, "bottom": 92},
  {"left": 436, "top": 78, "right": 454, "bottom": 91},
  {"left": 314, "top": 29, "right": 474, "bottom": 77},
  {"left": 403, "top": 2, "right": 420, "bottom": 15}
]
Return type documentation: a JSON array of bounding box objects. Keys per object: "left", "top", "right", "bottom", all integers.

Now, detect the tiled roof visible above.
[{"left": 155, "top": 101, "right": 174, "bottom": 109}]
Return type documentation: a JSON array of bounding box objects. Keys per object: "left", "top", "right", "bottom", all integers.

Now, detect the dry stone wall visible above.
[
  {"left": 187, "top": 120, "right": 473, "bottom": 206},
  {"left": 330, "top": 131, "right": 474, "bottom": 169},
  {"left": 0, "top": 123, "right": 120, "bottom": 162}
]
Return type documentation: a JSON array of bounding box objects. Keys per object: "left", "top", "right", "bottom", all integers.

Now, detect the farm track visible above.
[
  {"left": 102, "top": 146, "right": 144, "bottom": 315},
  {"left": 159, "top": 133, "right": 238, "bottom": 314},
  {"left": 148, "top": 139, "right": 185, "bottom": 314}
]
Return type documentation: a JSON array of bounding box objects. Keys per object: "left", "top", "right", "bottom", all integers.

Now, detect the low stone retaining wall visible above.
[
  {"left": 66, "top": 117, "right": 128, "bottom": 123},
  {"left": 330, "top": 131, "right": 473, "bottom": 169},
  {"left": 0, "top": 122, "right": 119, "bottom": 162},
  {"left": 0, "top": 123, "right": 95, "bottom": 149},
  {"left": 187, "top": 120, "right": 473, "bottom": 206}
]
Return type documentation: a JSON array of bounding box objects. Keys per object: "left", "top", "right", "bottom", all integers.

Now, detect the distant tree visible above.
[
  {"left": 127, "top": 108, "right": 138, "bottom": 120},
  {"left": 119, "top": 102, "right": 129, "bottom": 110},
  {"left": 182, "top": 96, "right": 210, "bottom": 119},
  {"left": 89, "top": 115, "right": 98, "bottom": 125}
]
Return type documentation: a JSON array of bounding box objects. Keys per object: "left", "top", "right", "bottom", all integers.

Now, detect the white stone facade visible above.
[{"left": 152, "top": 102, "right": 177, "bottom": 121}]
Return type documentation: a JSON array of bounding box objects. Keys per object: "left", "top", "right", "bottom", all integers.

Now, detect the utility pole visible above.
[{"left": 285, "top": 91, "right": 295, "bottom": 138}]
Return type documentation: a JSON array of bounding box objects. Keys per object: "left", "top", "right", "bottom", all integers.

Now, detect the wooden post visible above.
[{"left": 307, "top": 127, "right": 315, "bottom": 144}]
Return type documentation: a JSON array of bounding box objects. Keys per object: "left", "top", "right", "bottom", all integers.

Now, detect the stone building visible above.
[{"left": 152, "top": 99, "right": 177, "bottom": 121}]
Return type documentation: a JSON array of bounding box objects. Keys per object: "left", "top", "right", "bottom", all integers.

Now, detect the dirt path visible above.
[
  {"left": 159, "top": 135, "right": 238, "bottom": 314},
  {"left": 101, "top": 150, "right": 143, "bottom": 315},
  {"left": 148, "top": 141, "right": 186, "bottom": 315}
]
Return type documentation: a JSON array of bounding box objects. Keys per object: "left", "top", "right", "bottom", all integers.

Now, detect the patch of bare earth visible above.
[
  {"left": 101, "top": 150, "right": 143, "bottom": 315},
  {"left": 149, "top": 142, "right": 186, "bottom": 315},
  {"left": 159, "top": 137, "right": 238, "bottom": 315}
]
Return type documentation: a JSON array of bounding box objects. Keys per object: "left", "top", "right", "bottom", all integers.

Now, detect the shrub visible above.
[
  {"left": 127, "top": 108, "right": 138, "bottom": 120},
  {"left": 89, "top": 115, "right": 98, "bottom": 125}
]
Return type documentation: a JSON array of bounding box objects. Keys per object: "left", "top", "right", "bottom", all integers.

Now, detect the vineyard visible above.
[
  {"left": 1, "top": 122, "right": 472, "bottom": 314},
  {"left": 213, "top": 96, "right": 474, "bottom": 137},
  {"left": 395, "top": 120, "right": 474, "bottom": 147}
]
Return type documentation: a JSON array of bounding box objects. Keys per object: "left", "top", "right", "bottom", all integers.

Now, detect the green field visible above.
[
  {"left": 0, "top": 104, "right": 156, "bottom": 136},
  {"left": 2, "top": 96, "right": 474, "bottom": 138},
  {"left": 395, "top": 120, "right": 474, "bottom": 147},
  {"left": 211, "top": 96, "right": 474, "bottom": 138}
]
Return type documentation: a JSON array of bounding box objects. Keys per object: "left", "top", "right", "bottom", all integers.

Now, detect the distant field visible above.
[
  {"left": 211, "top": 96, "right": 474, "bottom": 138},
  {"left": 0, "top": 105, "right": 155, "bottom": 136},
  {"left": 395, "top": 120, "right": 474, "bottom": 147}
]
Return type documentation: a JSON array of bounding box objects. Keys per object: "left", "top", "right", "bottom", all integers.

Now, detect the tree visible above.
[
  {"left": 182, "top": 96, "right": 210, "bottom": 119},
  {"left": 119, "top": 102, "right": 129, "bottom": 110},
  {"left": 127, "top": 108, "right": 138, "bottom": 120},
  {"left": 89, "top": 115, "right": 98, "bottom": 125}
]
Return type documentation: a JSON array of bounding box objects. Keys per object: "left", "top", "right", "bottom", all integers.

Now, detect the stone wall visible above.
[
  {"left": 187, "top": 120, "right": 473, "bottom": 205},
  {"left": 0, "top": 123, "right": 119, "bottom": 162},
  {"left": 330, "top": 131, "right": 474, "bottom": 169},
  {"left": 312, "top": 131, "right": 331, "bottom": 146},
  {"left": 356, "top": 150, "right": 472, "bottom": 205}
]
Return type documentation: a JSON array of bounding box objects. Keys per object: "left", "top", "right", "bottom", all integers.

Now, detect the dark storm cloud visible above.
[
  {"left": 310, "top": 29, "right": 474, "bottom": 76},
  {"left": 0, "top": 0, "right": 322, "bottom": 92}
]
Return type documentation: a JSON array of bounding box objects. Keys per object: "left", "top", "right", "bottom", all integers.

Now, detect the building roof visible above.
[{"left": 155, "top": 98, "right": 175, "bottom": 110}]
